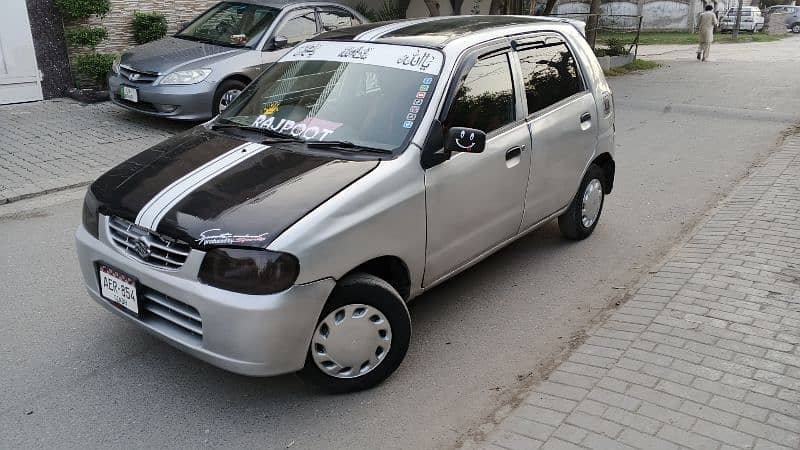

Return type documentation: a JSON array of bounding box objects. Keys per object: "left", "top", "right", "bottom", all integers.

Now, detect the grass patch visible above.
[
  {"left": 598, "top": 31, "right": 785, "bottom": 46},
  {"left": 604, "top": 58, "right": 662, "bottom": 76}
]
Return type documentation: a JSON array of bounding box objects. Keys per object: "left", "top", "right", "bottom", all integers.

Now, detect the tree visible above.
[
  {"left": 450, "top": 0, "right": 464, "bottom": 14},
  {"left": 489, "top": 0, "right": 505, "bottom": 14},
  {"left": 530, "top": 0, "right": 559, "bottom": 15},
  {"left": 398, "top": 0, "right": 411, "bottom": 18},
  {"left": 424, "top": 0, "right": 441, "bottom": 15},
  {"left": 586, "top": 0, "right": 602, "bottom": 48}
]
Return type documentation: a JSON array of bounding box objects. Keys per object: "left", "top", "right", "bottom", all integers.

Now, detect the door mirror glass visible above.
[
  {"left": 445, "top": 127, "right": 486, "bottom": 154},
  {"left": 272, "top": 35, "right": 289, "bottom": 49}
]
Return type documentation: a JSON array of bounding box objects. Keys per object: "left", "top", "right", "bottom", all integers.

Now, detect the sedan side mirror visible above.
[
  {"left": 445, "top": 127, "right": 486, "bottom": 154},
  {"left": 272, "top": 35, "right": 289, "bottom": 49}
]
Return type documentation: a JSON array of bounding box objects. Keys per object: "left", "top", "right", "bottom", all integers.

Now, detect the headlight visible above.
[
  {"left": 82, "top": 189, "right": 100, "bottom": 239},
  {"left": 159, "top": 69, "right": 212, "bottom": 85},
  {"left": 111, "top": 55, "right": 121, "bottom": 74},
  {"left": 198, "top": 248, "right": 299, "bottom": 295}
]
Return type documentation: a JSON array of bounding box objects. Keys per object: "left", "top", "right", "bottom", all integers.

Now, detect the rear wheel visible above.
[
  {"left": 212, "top": 79, "right": 247, "bottom": 116},
  {"left": 558, "top": 164, "right": 606, "bottom": 241},
  {"left": 300, "top": 273, "right": 411, "bottom": 393},
  {"left": 792, "top": 23, "right": 800, "bottom": 33}
]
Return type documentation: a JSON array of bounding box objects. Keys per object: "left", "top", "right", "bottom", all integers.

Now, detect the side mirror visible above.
[
  {"left": 445, "top": 127, "right": 486, "bottom": 154},
  {"left": 272, "top": 35, "right": 289, "bottom": 49}
]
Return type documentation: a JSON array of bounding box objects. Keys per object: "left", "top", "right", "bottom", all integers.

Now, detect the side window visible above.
[
  {"left": 517, "top": 38, "right": 584, "bottom": 114},
  {"left": 319, "top": 8, "right": 358, "bottom": 31},
  {"left": 446, "top": 53, "right": 516, "bottom": 133},
  {"left": 276, "top": 8, "right": 317, "bottom": 45}
]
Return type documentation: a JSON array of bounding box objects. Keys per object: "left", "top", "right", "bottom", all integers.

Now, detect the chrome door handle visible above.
[
  {"left": 505, "top": 146, "right": 522, "bottom": 160},
  {"left": 580, "top": 112, "right": 592, "bottom": 123}
]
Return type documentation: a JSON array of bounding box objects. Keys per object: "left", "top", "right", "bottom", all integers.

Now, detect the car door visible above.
[
  {"left": 515, "top": 34, "right": 599, "bottom": 230},
  {"left": 260, "top": 7, "right": 318, "bottom": 65},
  {"left": 423, "top": 47, "right": 531, "bottom": 286}
]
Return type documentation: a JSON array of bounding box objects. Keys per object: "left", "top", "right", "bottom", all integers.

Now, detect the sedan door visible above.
[
  {"left": 423, "top": 49, "right": 531, "bottom": 286},
  {"left": 515, "top": 35, "right": 599, "bottom": 230}
]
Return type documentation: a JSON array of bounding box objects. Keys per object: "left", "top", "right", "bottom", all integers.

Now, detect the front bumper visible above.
[
  {"left": 74, "top": 216, "right": 335, "bottom": 376},
  {"left": 108, "top": 73, "right": 216, "bottom": 121}
]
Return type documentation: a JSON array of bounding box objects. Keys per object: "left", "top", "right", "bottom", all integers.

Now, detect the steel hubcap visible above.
[
  {"left": 311, "top": 304, "right": 392, "bottom": 379},
  {"left": 219, "top": 89, "right": 241, "bottom": 112},
  {"left": 581, "top": 179, "right": 603, "bottom": 228}
]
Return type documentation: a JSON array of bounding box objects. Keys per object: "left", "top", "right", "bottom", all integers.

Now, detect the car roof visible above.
[
  {"left": 227, "top": 0, "right": 353, "bottom": 8},
  {"left": 313, "top": 15, "right": 578, "bottom": 49}
]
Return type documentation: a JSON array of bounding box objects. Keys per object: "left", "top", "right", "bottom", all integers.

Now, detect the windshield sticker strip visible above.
[
  {"left": 134, "top": 142, "right": 269, "bottom": 230},
  {"left": 284, "top": 42, "right": 443, "bottom": 75}
]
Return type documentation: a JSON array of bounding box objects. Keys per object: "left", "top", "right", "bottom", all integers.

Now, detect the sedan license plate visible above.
[
  {"left": 119, "top": 85, "right": 138, "bottom": 103},
  {"left": 99, "top": 265, "right": 139, "bottom": 315}
]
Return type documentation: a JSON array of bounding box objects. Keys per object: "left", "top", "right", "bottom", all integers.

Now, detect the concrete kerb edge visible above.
[
  {"left": 0, "top": 181, "right": 92, "bottom": 206},
  {"left": 458, "top": 125, "right": 800, "bottom": 449}
]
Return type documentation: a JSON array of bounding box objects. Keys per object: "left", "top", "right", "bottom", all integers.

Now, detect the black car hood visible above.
[
  {"left": 120, "top": 37, "right": 243, "bottom": 74},
  {"left": 90, "top": 128, "right": 378, "bottom": 249}
]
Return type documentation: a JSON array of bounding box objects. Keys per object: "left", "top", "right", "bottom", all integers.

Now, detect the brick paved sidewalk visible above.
[
  {"left": 0, "top": 99, "right": 190, "bottom": 204},
  {"left": 480, "top": 136, "right": 800, "bottom": 450}
]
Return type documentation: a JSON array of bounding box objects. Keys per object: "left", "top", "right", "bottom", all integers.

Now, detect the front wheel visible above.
[
  {"left": 558, "top": 164, "right": 606, "bottom": 241},
  {"left": 212, "top": 79, "right": 247, "bottom": 116},
  {"left": 300, "top": 273, "right": 411, "bottom": 393},
  {"left": 792, "top": 23, "right": 800, "bottom": 33}
]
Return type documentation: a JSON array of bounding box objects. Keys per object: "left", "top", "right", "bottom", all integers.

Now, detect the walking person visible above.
[{"left": 697, "top": 4, "right": 719, "bottom": 61}]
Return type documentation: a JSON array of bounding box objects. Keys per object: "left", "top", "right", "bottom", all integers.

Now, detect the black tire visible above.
[
  {"left": 792, "top": 23, "right": 800, "bottom": 33},
  {"left": 558, "top": 164, "right": 606, "bottom": 241},
  {"left": 300, "top": 273, "right": 411, "bottom": 393},
  {"left": 212, "top": 79, "right": 247, "bottom": 116}
]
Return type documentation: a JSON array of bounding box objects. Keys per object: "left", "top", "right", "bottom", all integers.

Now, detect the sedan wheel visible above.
[
  {"left": 793, "top": 24, "right": 800, "bottom": 33},
  {"left": 218, "top": 89, "right": 241, "bottom": 112}
]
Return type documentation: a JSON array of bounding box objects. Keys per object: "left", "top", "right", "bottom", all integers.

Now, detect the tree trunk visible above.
[
  {"left": 424, "top": 0, "right": 441, "bottom": 16},
  {"left": 450, "top": 0, "right": 464, "bottom": 14},
  {"left": 489, "top": 0, "right": 506, "bottom": 14},
  {"left": 542, "top": 0, "right": 559, "bottom": 15},
  {"left": 398, "top": 0, "right": 411, "bottom": 18},
  {"left": 586, "top": 0, "right": 602, "bottom": 49}
]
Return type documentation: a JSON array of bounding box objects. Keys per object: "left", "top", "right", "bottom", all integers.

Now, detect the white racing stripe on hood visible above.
[{"left": 135, "top": 142, "right": 269, "bottom": 230}]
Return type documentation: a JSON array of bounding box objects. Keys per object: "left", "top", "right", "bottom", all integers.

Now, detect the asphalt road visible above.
[{"left": 2, "top": 37, "right": 799, "bottom": 450}]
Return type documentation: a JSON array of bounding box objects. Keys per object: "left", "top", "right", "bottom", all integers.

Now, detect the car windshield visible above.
[
  {"left": 176, "top": 2, "right": 279, "bottom": 48},
  {"left": 727, "top": 9, "right": 753, "bottom": 16},
  {"left": 218, "top": 42, "right": 444, "bottom": 152}
]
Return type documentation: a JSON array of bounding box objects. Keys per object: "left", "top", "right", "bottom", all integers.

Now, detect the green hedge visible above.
[
  {"left": 72, "top": 53, "right": 116, "bottom": 88},
  {"left": 54, "top": 0, "right": 110, "bottom": 20},
  {"left": 132, "top": 12, "right": 168, "bottom": 44},
  {"left": 65, "top": 26, "right": 108, "bottom": 49}
]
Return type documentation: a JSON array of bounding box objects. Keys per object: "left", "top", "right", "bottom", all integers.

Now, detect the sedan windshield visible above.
[
  {"left": 177, "top": 2, "right": 279, "bottom": 48},
  {"left": 219, "top": 42, "right": 444, "bottom": 152}
]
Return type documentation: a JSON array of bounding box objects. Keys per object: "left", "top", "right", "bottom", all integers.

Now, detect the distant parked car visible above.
[
  {"left": 766, "top": 5, "right": 800, "bottom": 33},
  {"left": 720, "top": 6, "right": 765, "bottom": 33},
  {"left": 108, "top": 0, "right": 367, "bottom": 120}
]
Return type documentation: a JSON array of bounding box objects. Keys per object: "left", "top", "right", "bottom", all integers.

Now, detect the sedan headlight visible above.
[
  {"left": 198, "top": 248, "right": 299, "bottom": 295},
  {"left": 111, "top": 55, "right": 121, "bottom": 74},
  {"left": 159, "top": 69, "right": 212, "bottom": 85}
]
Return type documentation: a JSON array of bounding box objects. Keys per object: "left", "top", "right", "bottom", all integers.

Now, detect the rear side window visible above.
[
  {"left": 446, "top": 53, "right": 516, "bottom": 133},
  {"left": 319, "top": 8, "right": 360, "bottom": 31},
  {"left": 517, "top": 38, "right": 584, "bottom": 114},
  {"left": 276, "top": 8, "right": 317, "bottom": 45}
]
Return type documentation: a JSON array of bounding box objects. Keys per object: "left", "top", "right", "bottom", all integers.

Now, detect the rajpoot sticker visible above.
[{"left": 251, "top": 115, "right": 343, "bottom": 141}]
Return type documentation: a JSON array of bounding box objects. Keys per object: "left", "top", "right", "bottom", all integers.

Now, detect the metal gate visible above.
[{"left": 0, "top": 0, "right": 43, "bottom": 104}]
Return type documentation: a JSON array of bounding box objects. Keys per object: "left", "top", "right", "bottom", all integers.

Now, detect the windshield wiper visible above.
[
  {"left": 211, "top": 121, "right": 302, "bottom": 142},
  {"left": 306, "top": 141, "right": 392, "bottom": 154}
]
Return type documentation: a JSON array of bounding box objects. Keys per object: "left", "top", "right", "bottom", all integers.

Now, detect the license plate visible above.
[
  {"left": 99, "top": 265, "right": 139, "bottom": 315},
  {"left": 119, "top": 85, "right": 138, "bottom": 103}
]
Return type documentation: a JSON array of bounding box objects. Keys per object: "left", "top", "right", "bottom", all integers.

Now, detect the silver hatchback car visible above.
[
  {"left": 108, "top": 0, "right": 365, "bottom": 120},
  {"left": 78, "top": 16, "right": 615, "bottom": 392}
]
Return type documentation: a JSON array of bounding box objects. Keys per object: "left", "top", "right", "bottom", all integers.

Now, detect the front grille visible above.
[
  {"left": 119, "top": 65, "right": 159, "bottom": 84},
  {"left": 108, "top": 216, "right": 191, "bottom": 270},
  {"left": 141, "top": 288, "right": 203, "bottom": 341}
]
